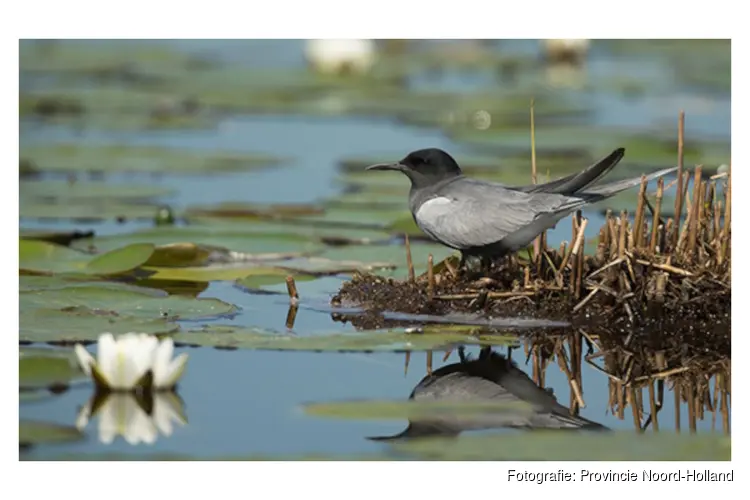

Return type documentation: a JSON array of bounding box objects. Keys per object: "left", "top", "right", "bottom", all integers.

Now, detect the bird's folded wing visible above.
[{"left": 415, "top": 180, "right": 580, "bottom": 249}]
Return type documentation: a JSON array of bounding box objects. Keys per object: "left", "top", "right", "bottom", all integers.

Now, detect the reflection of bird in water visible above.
[{"left": 370, "top": 347, "right": 607, "bottom": 441}]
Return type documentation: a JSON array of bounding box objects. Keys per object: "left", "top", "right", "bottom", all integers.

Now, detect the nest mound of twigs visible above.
[{"left": 332, "top": 165, "right": 731, "bottom": 370}]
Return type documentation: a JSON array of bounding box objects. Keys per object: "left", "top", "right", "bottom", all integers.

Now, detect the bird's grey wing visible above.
[{"left": 415, "top": 179, "right": 586, "bottom": 249}]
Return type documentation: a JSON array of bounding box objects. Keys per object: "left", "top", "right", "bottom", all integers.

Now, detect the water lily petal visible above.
[
  {"left": 74, "top": 344, "right": 95, "bottom": 378},
  {"left": 96, "top": 333, "right": 118, "bottom": 384},
  {"left": 111, "top": 335, "right": 143, "bottom": 389},
  {"left": 133, "top": 334, "right": 159, "bottom": 389},
  {"left": 162, "top": 352, "right": 189, "bottom": 389},
  {"left": 152, "top": 338, "right": 175, "bottom": 388}
]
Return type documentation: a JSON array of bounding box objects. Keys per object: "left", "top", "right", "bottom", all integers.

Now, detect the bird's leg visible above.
[
  {"left": 458, "top": 252, "right": 467, "bottom": 271},
  {"left": 480, "top": 256, "right": 492, "bottom": 276},
  {"left": 458, "top": 346, "right": 470, "bottom": 363}
]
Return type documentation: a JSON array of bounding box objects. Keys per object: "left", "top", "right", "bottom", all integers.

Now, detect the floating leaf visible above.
[
  {"left": 235, "top": 272, "right": 317, "bottom": 291},
  {"left": 19, "top": 279, "right": 236, "bottom": 344},
  {"left": 19, "top": 143, "right": 284, "bottom": 175},
  {"left": 20, "top": 180, "right": 173, "bottom": 202},
  {"left": 20, "top": 240, "right": 154, "bottom": 276},
  {"left": 171, "top": 325, "right": 515, "bottom": 352},
  {"left": 19, "top": 347, "right": 84, "bottom": 390},
  {"left": 20, "top": 198, "right": 164, "bottom": 222},
  {"left": 389, "top": 431, "right": 731, "bottom": 461},
  {"left": 19, "top": 229, "right": 95, "bottom": 247},
  {"left": 19, "top": 420, "right": 85, "bottom": 447},
  {"left": 71, "top": 226, "right": 321, "bottom": 256}
]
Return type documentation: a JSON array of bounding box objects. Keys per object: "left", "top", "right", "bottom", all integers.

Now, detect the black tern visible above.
[
  {"left": 366, "top": 148, "right": 677, "bottom": 270},
  {"left": 369, "top": 347, "right": 607, "bottom": 441}
]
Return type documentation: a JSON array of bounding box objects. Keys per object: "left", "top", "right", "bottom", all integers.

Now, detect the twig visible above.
[
  {"left": 634, "top": 259, "right": 693, "bottom": 277},
  {"left": 285, "top": 275, "right": 299, "bottom": 304},
  {"left": 573, "top": 286, "right": 600, "bottom": 312},
  {"left": 435, "top": 291, "right": 536, "bottom": 300},
  {"left": 686, "top": 166, "right": 703, "bottom": 258},
  {"left": 427, "top": 254, "right": 435, "bottom": 300},
  {"left": 649, "top": 178, "right": 664, "bottom": 253},
  {"left": 633, "top": 175, "right": 648, "bottom": 249},
  {"left": 672, "top": 110, "right": 685, "bottom": 249},
  {"left": 404, "top": 234, "right": 415, "bottom": 282}
]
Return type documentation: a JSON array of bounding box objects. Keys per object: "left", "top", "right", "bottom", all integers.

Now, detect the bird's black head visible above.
[{"left": 365, "top": 148, "right": 462, "bottom": 188}]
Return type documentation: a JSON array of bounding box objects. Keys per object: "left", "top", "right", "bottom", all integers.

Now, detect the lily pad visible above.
[
  {"left": 20, "top": 240, "right": 155, "bottom": 276},
  {"left": 389, "top": 431, "right": 731, "bottom": 461},
  {"left": 20, "top": 180, "right": 173, "bottom": 202},
  {"left": 19, "top": 143, "right": 284, "bottom": 175},
  {"left": 304, "top": 399, "right": 533, "bottom": 421},
  {"left": 70, "top": 226, "right": 321, "bottom": 256},
  {"left": 235, "top": 272, "right": 318, "bottom": 291},
  {"left": 19, "top": 279, "right": 236, "bottom": 344},
  {"left": 450, "top": 126, "right": 730, "bottom": 168},
  {"left": 19, "top": 420, "right": 85, "bottom": 447},
  {"left": 19, "top": 199, "right": 164, "bottom": 222},
  {"left": 320, "top": 242, "right": 456, "bottom": 277},
  {"left": 19, "top": 229, "right": 95, "bottom": 247},
  {"left": 172, "top": 325, "right": 516, "bottom": 352},
  {"left": 19, "top": 347, "right": 85, "bottom": 390}
]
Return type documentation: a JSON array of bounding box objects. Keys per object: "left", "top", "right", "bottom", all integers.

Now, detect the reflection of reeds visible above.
[{"left": 520, "top": 334, "right": 730, "bottom": 435}]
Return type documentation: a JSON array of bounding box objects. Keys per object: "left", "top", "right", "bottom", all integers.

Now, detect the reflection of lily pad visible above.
[
  {"left": 20, "top": 240, "right": 154, "bottom": 276},
  {"left": 19, "top": 347, "right": 85, "bottom": 390},
  {"left": 172, "top": 325, "right": 516, "bottom": 352},
  {"left": 19, "top": 279, "right": 236, "bottom": 343},
  {"left": 390, "top": 431, "right": 731, "bottom": 461},
  {"left": 304, "top": 399, "right": 533, "bottom": 420},
  {"left": 19, "top": 420, "right": 85, "bottom": 447},
  {"left": 19, "top": 143, "right": 284, "bottom": 175}
]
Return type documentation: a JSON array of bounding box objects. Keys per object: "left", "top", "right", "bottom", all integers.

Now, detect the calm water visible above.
[{"left": 19, "top": 40, "right": 730, "bottom": 459}]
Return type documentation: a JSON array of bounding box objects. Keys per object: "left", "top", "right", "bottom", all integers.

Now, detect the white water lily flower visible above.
[
  {"left": 74, "top": 333, "right": 188, "bottom": 391},
  {"left": 76, "top": 392, "right": 187, "bottom": 445},
  {"left": 304, "top": 39, "right": 376, "bottom": 76}
]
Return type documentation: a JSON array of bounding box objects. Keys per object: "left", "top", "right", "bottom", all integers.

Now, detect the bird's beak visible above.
[{"left": 365, "top": 162, "right": 405, "bottom": 172}]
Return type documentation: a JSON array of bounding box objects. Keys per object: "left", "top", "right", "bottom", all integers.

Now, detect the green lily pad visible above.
[
  {"left": 304, "top": 399, "right": 533, "bottom": 421},
  {"left": 19, "top": 347, "right": 85, "bottom": 389},
  {"left": 19, "top": 279, "right": 236, "bottom": 344},
  {"left": 20, "top": 199, "right": 164, "bottom": 222},
  {"left": 20, "top": 180, "right": 173, "bottom": 202},
  {"left": 235, "top": 272, "right": 318, "bottom": 291},
  {"left": 390, "top": 431, "right": 731, "bottom": 461},
  {"left": 19, "top": 420, "right": 85, "bottom": 447},
  {"left": 19, "top": 143, "right": 284, "bottom": 175},
  {"left": 450, "top": 126, "right": 730, "bottom": 168},
  {"left": 19, "top": 229, "right": 95, "bottom": 247},
  {"left": 185, "top": 217, "right": 392, "bottom": 246},
  {"left": 320, "top": 242, "right": 456, "bottom": 277},
  {"left": 20, "top": 40, "right": 197, "bottom": 75},
  {"left": 70, "top": 226, "right": 321, "bottom": 256},
  {"left": 20, "top": 240, "right": 155, "bottom": 276},
  {"left": 172, "top": 325, "right": 516, "bottom": 352},
  {"left": 143, "top": 264, "right": 296, "bottom": 282}
]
